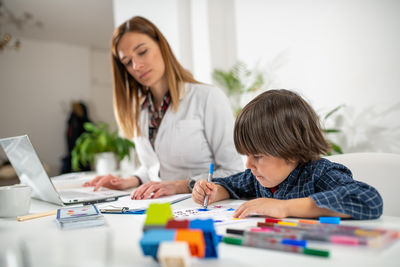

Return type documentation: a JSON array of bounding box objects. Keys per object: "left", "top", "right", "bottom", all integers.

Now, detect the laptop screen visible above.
[{"left": 0, "top": 135, "right": 62, "bottom": 204}]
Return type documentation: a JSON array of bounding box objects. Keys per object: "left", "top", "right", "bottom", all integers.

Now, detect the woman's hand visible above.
[
  {"left": 233, "top": 198, "right": 289, "bottom": 219},
  {"left": 191, "top": 180, "right": 229, "bottom": 206},
  {"left": 82, "top": 175, "right": 139, "bottom": 191},
  {"left": 131, "top": 181, "right": 180, "bottom": 199}
]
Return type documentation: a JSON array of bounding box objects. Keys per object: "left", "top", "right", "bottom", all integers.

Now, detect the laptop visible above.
[{"left": 0, "top": 135, "right": 129, "bottom": 205}]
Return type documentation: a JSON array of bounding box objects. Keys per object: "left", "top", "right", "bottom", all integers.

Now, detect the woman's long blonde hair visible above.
[{"left": 111, "top": 16, "right": 199, "bottom": 138}]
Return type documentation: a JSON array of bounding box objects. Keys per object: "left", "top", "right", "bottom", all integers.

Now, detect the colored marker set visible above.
[
  {"left": 261, "top": 217, "right": 399, "bottom": 247},
  {"left": 140, "top": 203, "right": 219, "bottom": 260},
  {"left": 226, "top": 217, "right": 399, "bottom": 250},
  {"left": 223, "top": 233, "right": 329, "bottom": 258}
]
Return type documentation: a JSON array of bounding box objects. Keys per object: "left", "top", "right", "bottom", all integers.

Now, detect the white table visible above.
[{"left": 1, "top": 197, "right": 399, "bottom": 267}]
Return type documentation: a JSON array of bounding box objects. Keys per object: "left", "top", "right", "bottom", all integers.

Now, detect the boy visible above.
[{"left": 192, "top": 89, "right": 383, "bottom": 220}]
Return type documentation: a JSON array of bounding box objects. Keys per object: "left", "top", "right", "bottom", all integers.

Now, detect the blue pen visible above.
[{"left": 203, "top": 163, "right": 214, "bottom": 209}]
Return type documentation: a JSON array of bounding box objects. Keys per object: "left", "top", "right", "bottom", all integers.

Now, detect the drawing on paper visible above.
[{"left": 173, "top": 204, "right": 244, "bottom": 225}]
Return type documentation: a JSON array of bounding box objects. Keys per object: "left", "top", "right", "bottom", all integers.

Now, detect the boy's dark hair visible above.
[{"left": 234, "top": 89, "right": 330, "bottom": 163}]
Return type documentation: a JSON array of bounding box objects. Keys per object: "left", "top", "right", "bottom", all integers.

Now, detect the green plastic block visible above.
[{"left": 144, "top": 203, "right": 174, "bottom": 226}]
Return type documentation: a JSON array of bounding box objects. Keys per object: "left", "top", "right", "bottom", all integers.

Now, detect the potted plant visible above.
[
  {"left": 213, "top": 61, "right": 264, "bottom": 116},
  {"left": 320, "top": 105, "right": 345, "bottom": 155},
  {"left": 71, "top": 122, "right": 135, "bottom": 174}
]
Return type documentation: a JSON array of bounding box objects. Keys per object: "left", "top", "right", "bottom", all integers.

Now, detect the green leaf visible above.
[
  {"left": 331, "top": 143, "right": 343, "bottom": 154},
  {"left": 319, "top": 103, "right": 345, "bottom": 156},
  {"left": 114, "top": 138, "right": 124, "bottom": 159},
  {"left": 324, "top": 105, "right": 344, "bottom": 120},
  {"left": 327, "top": 141, "right": 343, "bottom": 155},
  {"left": 246, "top": 74, "right": 264, "bottom": 92},
  {"left": 71, "top": 150, "right": 80, "bottom": 171},
  {"left": 234, "top": 107, "right": 243, "bottom": 117},
  {"left": 97, "top": 133, "right": 108, "bottom": 152},
  {"left": 79, "top": 138, "right": 93, "bottom": 166},
  {"left": 323, "top": 129, "right": 341, "bottom": 133},
  {"left": 212, "top": 60, "right": 262, "bottom": 97},
  {"left": 83, "top": 122, "right": 98, "bottom": 133}
]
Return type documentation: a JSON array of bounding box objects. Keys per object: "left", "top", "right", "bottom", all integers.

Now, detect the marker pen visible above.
[
  {"left": 222, "top": 235, "right": 329, "bottom": 257},
  {"left": 203, "top": 163, "right": 214, "bottom": 209}
]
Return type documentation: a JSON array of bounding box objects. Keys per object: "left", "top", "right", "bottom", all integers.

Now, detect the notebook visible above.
[
  {"left": 98, "top": 194, "right": 192, "bottom": 213},
  {"left": 0, "top": 135, "right": 128, "bottom": 205}
]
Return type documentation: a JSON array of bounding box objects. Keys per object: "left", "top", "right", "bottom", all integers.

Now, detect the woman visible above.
[{"left": 83, "top": 16, "right": 243, "bottom": 199}]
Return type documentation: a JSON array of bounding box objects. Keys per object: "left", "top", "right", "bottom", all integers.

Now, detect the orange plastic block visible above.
[{"left": 175, "top": 229, "right": 205, "bottom": 258}]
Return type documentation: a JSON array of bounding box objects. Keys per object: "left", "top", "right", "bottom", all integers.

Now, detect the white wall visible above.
[
  {"left": 112, "top": 0, "right": 213, "bottom": 82},
  {"left": 190, "top": 0, "right": 212, "bottom": 83},
  {"left": 90, "top": 49, "right": 115, "bottom": 128},
  {"left": 0, "top": 38, "right": 88, "bottom": 175},
  {"left": 0, "top": 38, "right": 114, "bottom": 175},
  {"left": 112, "top": 0, "right": 184, "bottom": 67},
  {"left": 235, "top": 0, "right": 400, "bottom": 153},
  {"left": 208, "top": 0, "right": 237, "bottom": 70}
]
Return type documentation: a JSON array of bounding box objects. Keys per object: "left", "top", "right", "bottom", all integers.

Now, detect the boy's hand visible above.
[
  {"left": 192, "top": 179, "right": 218, "bottom": 206},
  {"left": 234, "top": 198, "right": 289, "bottom": 219}
]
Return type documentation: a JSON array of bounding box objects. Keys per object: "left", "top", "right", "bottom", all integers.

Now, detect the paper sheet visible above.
[
  {"left": 173, "top": 203, "right": 251, "bottom": 225},
  {"left": 97, "top": 193, "right": 192, "bottom": 211}
]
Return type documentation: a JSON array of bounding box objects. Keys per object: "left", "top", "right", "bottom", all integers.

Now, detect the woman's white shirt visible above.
[{"left": 131, "top": 83, "right": 244, "bottom": 183}]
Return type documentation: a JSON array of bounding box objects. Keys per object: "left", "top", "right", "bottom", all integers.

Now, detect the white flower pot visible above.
[{"left": 95, "top": 152, "right": 117, "bottom": 175}]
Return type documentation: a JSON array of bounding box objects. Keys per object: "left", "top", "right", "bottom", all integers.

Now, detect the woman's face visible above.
[{"left": 117, "top": 32, "right": 166, "bottom": 89}]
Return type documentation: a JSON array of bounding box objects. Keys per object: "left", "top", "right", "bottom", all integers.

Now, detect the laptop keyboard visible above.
[{"left": 59, "top": 190, "right": 98, "bottom": 198}]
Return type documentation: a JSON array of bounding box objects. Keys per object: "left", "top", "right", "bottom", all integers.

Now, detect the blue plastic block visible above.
[
  {"left": 140, "top": 229, "right": 176, "bottom": 259},
  {"left": 189, "top": 219, "right": 219, "bottom": 258},
  {"left": 190, "top": 219, "right": 214, "bottom": 231}
]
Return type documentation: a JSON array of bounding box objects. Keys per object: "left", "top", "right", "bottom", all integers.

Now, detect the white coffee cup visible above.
[{"left": 0, "top": 184, "right": 31, "bottom": 217}]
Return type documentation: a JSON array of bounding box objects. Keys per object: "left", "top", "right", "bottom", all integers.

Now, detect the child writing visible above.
[{"left": 192, "top": 89, "right": 383, "bottom": 220}]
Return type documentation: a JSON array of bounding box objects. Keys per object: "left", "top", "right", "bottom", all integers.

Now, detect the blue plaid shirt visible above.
[{"left": 212, "top": 158, "right": 383, "bottom": 220}]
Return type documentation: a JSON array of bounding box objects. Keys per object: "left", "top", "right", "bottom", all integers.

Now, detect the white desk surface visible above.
[{"left": 1, "top": 197, "right": 399, "bottom": 267}]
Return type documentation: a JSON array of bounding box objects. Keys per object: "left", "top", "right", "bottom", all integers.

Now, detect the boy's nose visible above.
[{"left": 245, "top": 157, "right": 253, "bottom": 169}]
